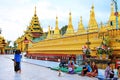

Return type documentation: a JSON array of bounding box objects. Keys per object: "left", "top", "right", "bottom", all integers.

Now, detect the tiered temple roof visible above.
[{"left": 25, "top": 6, "right": 43, "bottom": 38}]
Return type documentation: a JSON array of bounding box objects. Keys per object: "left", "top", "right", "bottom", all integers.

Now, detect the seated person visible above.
[
  {"left": 109, "top": 66, "right": 114, "bottom": 79},
  {"left": 118, "top": 66, "right": 120, "bottom": 78},
  {"left": 59, "top": 60, "right": 66, "bottom": 68},
  {"left": 68, "top": 60, "right": 74, "bottom": 74},
  {"left": 81, "top": 61, "right": 92, "bottom": 76},
  {"left": 86, "top": 61, "right": 98, "bottom": 77},
  {"left": 105, "top": 62, "right": 111, "bottom": 79}
]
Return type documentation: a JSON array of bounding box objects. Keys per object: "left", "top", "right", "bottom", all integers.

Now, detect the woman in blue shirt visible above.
[
  {"left": 81, "top": 61, "right": 92, "bottom": 76},
  {"left": 14, "top": 50, "right": 22, "bottom": 73}
]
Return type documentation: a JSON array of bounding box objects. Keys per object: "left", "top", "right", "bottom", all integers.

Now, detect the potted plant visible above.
[
  {"left": 104, "top": 47, "right": 113, "bottom": 59},
  {"left": 97, "top": 47, "right": 103, "bottom": 59}
]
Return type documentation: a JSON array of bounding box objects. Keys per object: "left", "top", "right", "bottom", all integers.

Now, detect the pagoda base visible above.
[{"left": 25, "top": 53, "right": 76, "bottom": 62}]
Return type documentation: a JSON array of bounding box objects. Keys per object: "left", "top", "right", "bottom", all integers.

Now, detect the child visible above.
[
  {"left": 58, "top": 69, "right": 64, "bottom": 77},
  {"left": 58, "top": 69, "right": 61, "bottom": 77}
]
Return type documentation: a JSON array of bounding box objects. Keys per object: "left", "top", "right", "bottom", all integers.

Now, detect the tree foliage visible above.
[{"left": 60, "top": 25, "right": 68, "bottom": 35}]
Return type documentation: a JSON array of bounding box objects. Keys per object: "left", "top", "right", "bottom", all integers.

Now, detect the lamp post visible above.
[{"left": 113, "top": 0, "right": 119, "bottom": 29}]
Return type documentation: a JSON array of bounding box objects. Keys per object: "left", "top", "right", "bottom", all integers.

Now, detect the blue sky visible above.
[{"left": 0, "top": 0, "right": 120, "bottom": 41}]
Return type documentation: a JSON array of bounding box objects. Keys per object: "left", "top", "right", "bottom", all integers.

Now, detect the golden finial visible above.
[
  {"left": 69, "top": 12, "right": 71, "bottom": 15},
  {"left": 91, "top": 4, "right": 94, "bottom": 10},
  {"left": 34, "top": 6, "right": 36, "bottom": 15},
  {"left": 56, "top": 16, "right": 58, "bottom": 27},
  {"left": 111, "top": 3, "right": 114, "bottom": 12},
  {"left": 80, "top": 16, "right": 82, "bottom": 23},
  {"left": 48, "top": 25, "right": 50, "bottom": 29},
  {"left": 56, "top": 16, "right": 58, "bottom": 20},
  {"left": 69, "top": 12, "right": 72, "bottom": 23}
]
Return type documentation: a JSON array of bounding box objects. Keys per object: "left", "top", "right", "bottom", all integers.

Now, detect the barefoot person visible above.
[{"left": 14, "top": 49, "right": 22, "bottom": 73}]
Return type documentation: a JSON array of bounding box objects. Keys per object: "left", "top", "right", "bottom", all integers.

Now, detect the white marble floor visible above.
[{"left": 0, "top": 55, "right": 99, "bottom": 80}]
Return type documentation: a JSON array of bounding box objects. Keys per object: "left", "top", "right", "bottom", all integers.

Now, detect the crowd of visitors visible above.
[
  {"left": 58, "top": 57, "right": 120, "bottom": 79},
  {"left": 81, "top": 61, "right": 120, "bottom": 79}
]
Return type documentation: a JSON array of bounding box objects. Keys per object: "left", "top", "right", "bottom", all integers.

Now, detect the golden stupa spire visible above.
[
  {"left": 77, "top": 16, "right": 85, "bottom": 34},
  {"left": 34, "top": 6, "right": 36, "bottom": 16},
  {"left": 69, "top": 12, "right": 72, "bottom": 25},
  {"left": 88, "top": 4, "right": 98, "bottom": 32},
  {"left": 64, "top": 12, "right": 74, "bottom": 36},
  {"left": 90, "top": 4, "right": 95, "bottom": 19},
  {"left": 55, "top": 16, "right": 59, "bottom": 29},
  {"left": 46, "top": 25, "right": 51, "bottom": 39},
  {"left": 80, "top": 16, "right": 82, "bottom": 23},
  {"left": 53, "top": 16, "right": 61, "bottom": 38},
  {"left": 25, "top": 6, "right": 43, "bottom": 38},
  {"left": 109, "top": 3, "right": 115, "bottom": 19},
  {"left": 111, "top": 3, "right": 114, "bottom": 13}
]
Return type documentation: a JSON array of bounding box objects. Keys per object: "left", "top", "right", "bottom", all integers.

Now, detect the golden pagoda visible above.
[
  {"left": 64, "top": 12, "right": 75, "bottom": 36},
  {"left": 53, "top": 16, "right": 61, "bottom": 39},
  {"left": 25, "top": 6, "right": 43, "bottom": 38},
  {"left": 88, "top": 5, "right": 98, "bottom": 32},
  {"left": 76, "top": 16, "right": 86, "bottom": 34},
  {"left": 15, "top": 6, "right": 44, "bottom": 51},
  {"left": 46, "top": 25, "right": 51, "bottom": 39},
  {"left": 16, "top": 4, "right": 120, "bottom": 62}
]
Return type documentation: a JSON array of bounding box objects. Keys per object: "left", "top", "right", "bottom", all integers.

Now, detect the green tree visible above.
[
  {"left": 13, "top": 42, "right": 17, "bottom": 49},
  {"left": 60, "top": 25, "right": 68, "bottom": 35}
]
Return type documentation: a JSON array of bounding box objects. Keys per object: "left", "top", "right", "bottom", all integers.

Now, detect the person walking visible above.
[{"left": 14, "top": 49, "right": 22, "bottom": 73}]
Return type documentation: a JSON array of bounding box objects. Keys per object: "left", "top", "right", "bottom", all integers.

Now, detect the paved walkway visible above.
[{"left": 0, "top": 55, "right": 99, "bottom": 80}]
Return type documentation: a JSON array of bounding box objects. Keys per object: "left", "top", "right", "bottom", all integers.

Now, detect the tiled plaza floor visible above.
[
  {"left": 0, "top": 55, "right": 119, "bottom": 80},
  {"left": 0, "top": 55, "right": 99, "bottom": 80}
]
